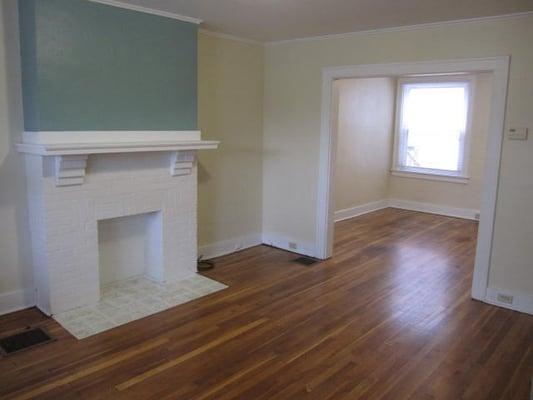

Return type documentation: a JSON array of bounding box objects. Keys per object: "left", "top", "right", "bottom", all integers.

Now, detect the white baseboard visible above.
[
  {"left": 335, "top": 200, "right": 389, "bottom": 222},
  {"left": 334, "top": 198, "right": 479, "bottom": 222},
  {"left": 198, "top": 233, "right": 263, "bottom": 260},
  {"left": 484, "top": 287, "right": 533, "bottom": 315},
  {"left": 388, "top": 199, "right": 479, "bottom": 220},
  {"left": 0, "top": 288, "right": 36, "bottom": 316},
  {"left": 262, "top": 233, "right": 317, "bottom": 258}
]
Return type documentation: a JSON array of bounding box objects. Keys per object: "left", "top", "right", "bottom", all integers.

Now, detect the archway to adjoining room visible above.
[{"left": 315, "top": 57, "right": 510, "bottom": 302}]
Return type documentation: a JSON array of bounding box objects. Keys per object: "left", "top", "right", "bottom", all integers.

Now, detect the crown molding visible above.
[
  {"left": 84, "top": 4, "right": 532, "bottom": 45},
  {"left": 88, "top": 0, "right": 202, "bottom": 24},
  {"left": 266, "top": 11, "right": 533, "bottom": 46},
  {"left": 199, "top": 29, "right": 263, "bottom": 46}
]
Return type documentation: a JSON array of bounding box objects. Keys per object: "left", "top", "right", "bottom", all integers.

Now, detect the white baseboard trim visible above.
[
  {"left": 262, "top": 233, "right": 317, "bottom": 258},
  {"left": 0, "top": 288, "right": 36, "bottom": 316},
  {"left": 335, "top": 200, "right": 389, "bottom": 222},
  {"left": 198, "top": 233, "right": 263, "bottom": 260},
  {"left": 484, "top": 287, "right": 533, "bottom": 315},
  {"left": 388, "top": 199, "right": 479, "bottom": 220},
  {"left": 334, "top": 198, "right": 479, "bottom": 222}
]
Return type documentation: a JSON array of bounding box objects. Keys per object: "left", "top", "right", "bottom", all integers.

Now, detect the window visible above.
[{"left": 392, "top": 76, "right": 473, "bottom": 181}]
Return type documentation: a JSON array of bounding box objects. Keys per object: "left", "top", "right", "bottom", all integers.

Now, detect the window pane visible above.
[{"left": 401, "top": 85, "right": 468, "bottom": 171}]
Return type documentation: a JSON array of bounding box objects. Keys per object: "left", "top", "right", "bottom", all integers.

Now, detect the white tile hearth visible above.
[{"left": 53, "top": 275, "right": 227, "bottom": 339}]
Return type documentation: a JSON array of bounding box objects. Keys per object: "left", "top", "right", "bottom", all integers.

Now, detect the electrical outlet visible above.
[
  {"left": 288, "top": 242, "right": 297, "bottom": 250},
  {"left": 496, "top": 293, "right": 514, "bottom": 305}
]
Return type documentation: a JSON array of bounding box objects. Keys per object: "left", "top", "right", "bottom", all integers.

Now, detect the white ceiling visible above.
[{"left": 110, "top": 0, "right": 533, "bottom": 42}]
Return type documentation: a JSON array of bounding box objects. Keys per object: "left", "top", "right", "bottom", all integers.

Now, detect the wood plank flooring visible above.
[{"left": 1, "top": 208, "right": 532, "bottom": 399}]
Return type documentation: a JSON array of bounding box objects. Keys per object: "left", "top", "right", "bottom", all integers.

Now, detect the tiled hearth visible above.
[{"left": 54, "top": 274, "right": 227, "bottom": 339}]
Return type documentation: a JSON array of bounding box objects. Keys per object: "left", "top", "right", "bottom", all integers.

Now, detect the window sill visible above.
[{"left": 391, "top": 170, "right": 470, "bottom": 184}]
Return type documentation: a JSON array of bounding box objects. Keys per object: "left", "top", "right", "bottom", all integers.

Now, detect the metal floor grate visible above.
[
  {"left": 293, "top": 256, "right": 319, "bottom": 266},
  {"left": 0, "top": 328, "right": 53, "bottom": 356}
]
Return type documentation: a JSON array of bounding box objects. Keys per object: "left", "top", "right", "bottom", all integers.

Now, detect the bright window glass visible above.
[{"left": 396, "top": 80, "right": 471, "bottom": 176}]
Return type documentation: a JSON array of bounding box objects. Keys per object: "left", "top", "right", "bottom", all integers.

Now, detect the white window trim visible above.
[
  {"left": 391, "top": 170, "right": 469, "bottom": 184},
  {"left": 391, "top": 75, "right": 475, "bottom": 182}
]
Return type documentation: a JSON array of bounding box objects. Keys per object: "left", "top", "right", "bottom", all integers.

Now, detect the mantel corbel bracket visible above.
[
  {"left": 55, "top": 155, "right": 89, "bottom": 187},
  {"left": 170, "top": 150, "right": 195, "bottom": 176}
]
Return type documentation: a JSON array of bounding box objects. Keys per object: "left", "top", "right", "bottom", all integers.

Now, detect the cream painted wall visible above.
[
  {"left": 263, "top": 15, "right": 533, "bottom": 295},
  {"left": 334, "top": 78, "right": 394, "bottom": 211},
  {"left": 389, "top": 72, "right": 492, "bottom": 210},
  {"left": 0, "top": 1, "right": 33, "bottom": 303},
  {"left": 197, "top": 32, "right": 264, "bottom": 248},
  {"left": 334, "top": 73, "right": 490, "bottom": 213}
]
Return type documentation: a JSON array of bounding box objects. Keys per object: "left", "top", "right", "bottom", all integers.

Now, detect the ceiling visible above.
[{"left": 111, "top": 0, "right": 533, "bottom": 42}]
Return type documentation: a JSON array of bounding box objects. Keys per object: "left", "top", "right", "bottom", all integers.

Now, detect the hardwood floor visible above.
[{"left": 1, "top": 208, "right": 532, "bottom": 399}]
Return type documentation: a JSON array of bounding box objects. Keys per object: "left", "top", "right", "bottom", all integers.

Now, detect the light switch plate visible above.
[{"left": 508, "top": 127, "right": 528, "bottom": 140}]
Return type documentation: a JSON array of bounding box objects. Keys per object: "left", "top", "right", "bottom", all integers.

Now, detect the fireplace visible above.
[
  {"left": 17, "top": 131, "right": 219, "bottom": 315},
  {"left": 98, "top": 211, "right": 163, "bottom": 286}
]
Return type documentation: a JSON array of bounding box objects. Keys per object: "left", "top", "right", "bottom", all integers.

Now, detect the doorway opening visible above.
[{"left": 316, "top": 57, "right": 509, "bottom": 303}]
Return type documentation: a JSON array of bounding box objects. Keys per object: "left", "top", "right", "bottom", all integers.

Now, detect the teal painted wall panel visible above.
[
  {"left": 19, "top": 0, "right": 198, "bottom": 131},
  {"left": 19, "top": 0, "right": 40, "bottom": 130}
]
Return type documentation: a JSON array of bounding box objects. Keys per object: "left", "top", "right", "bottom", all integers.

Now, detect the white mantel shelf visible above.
[
  {"left": 17, "top": 131, "right": 219, "bottom": 186},
  {"left": 16, "top": 131, "right": 219, "bottom": 156}
]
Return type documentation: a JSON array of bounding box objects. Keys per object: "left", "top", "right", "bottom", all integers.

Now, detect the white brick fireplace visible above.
[{"left": 17, "top": 131, "right": 219, "bottom": 315}]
